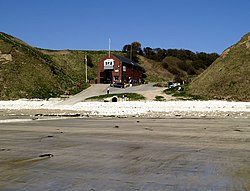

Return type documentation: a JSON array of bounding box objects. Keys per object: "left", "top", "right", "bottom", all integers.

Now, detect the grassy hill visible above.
[
  {"left": 0, "top": 32, "right": 129, "bottom": 99},
  {"left": 138, "top": 55, "right": 174, "bottom": 82},
  {"left": 0, "top": 32, "right": 219, "bottom": 100},
  {"left": 0, "top": 32, "right": 173, "bottom": 100},
  {"left": 188, "top": 32, "right": 250, "bottom": 101},
  {"left": 0, "top": 32, "right": 91, "bottom": 99}
]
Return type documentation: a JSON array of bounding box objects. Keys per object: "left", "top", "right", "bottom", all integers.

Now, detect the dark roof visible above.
[{"left": 112, "top": 54, "right": 142, "bottom": 68}]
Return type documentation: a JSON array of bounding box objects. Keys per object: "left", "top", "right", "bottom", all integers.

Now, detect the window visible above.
[{"left": 104, "top": 59, "right": 114, "bottom": 69}]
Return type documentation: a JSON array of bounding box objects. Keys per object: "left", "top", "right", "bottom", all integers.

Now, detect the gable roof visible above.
[{"left": 112, "top": 54, "right": 142, "bottom": 68}]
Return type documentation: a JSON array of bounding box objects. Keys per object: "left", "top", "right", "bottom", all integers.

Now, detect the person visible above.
[
  {"left": 124, "top": 94, "right": 127, "bottom": 101},
  {"left": 107, "top": 87, "right": 110, "bottom": 94},
  {"left": 122, "top": 94, "right": 127, "bottom": 101}
]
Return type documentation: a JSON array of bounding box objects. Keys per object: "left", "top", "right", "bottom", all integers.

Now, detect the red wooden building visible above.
[{"left": 97, "top": 54, "right": 143, "bottom": 84}]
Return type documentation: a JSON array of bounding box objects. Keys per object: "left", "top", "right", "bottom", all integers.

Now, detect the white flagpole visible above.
[
  {"left": 109, "top": 38, "right": 111, "bottom": 58},
  {"left": 85, "top": 54, "right": 87, "bottom": 83}
]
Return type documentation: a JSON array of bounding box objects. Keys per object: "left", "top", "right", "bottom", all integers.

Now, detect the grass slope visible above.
[
  {"left": 1, "top": 32, "right": 214, "bottom": 100},
  {"left": 0, "top": 32, "right": 134, "bottom": 99},
  {"left": 188, "top": 32, "right": 250, "bottom": 101},
  {"left": 138, "top": 55, "right": 174, "bottom": 82},
  {"left": 39, "top": 49, "right": 125, "bottom": 83},
  {"left": 0, "top": 32, "right": 85, "bottom": 99}
]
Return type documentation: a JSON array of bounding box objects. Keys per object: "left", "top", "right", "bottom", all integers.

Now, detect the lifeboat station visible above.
[{"left": 97, "top": 54, "right": 143, "bottom": 84}]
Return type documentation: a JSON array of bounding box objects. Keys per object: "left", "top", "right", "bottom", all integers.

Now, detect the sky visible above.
[{"left": 1, "top": 0, "right": 250, "bottom": 54}]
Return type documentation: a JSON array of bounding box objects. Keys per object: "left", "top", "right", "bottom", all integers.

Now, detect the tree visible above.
[
  {"left": 143, "top": 47, "right": 155, "bottom": 59},
  {"left": 131, "top": 41, "right": 143, "bottom": 55},
  {"left": 154, "top": 48, "right": 167, "bottom": 61},
  {"left": 122, "top": 41, "right": 142, "bottom": 62},
  {"left": 122, "top": 44, "right": 130, "bottom": 53}
]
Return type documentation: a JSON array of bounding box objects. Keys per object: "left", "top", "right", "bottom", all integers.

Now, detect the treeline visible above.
[
  {"left": 143, "top": 47, "right": 219, "bottom": 66},
  {"left": 122, "top": 41, "right": 220, "bottom": 80}
]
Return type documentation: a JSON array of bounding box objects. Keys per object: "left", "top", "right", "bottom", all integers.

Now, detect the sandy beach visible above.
[
  {"left": 0, "top": 117, "right": 250, "bottom": 191},
  {"left": 0, "top": 99, "right": 250, "bottom": 121},
  {"left": 0, "top": 99, "right": 250, "bottom": 190}
]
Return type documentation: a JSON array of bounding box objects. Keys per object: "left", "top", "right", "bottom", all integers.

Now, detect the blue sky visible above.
[{"left": 1, "top": 0, "right": 250, "bottom": 54}]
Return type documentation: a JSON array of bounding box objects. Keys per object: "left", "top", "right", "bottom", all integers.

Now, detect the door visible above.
[{"left": 104, "top": 70, "right": 113, "bottom": 84}]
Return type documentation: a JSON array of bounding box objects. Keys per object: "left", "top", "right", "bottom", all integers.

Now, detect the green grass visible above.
[
  {"left": 164, "top": 85, "right": 202, "bottom": 100},
  {"left": 154, "top": 95, "right": 166, "bottom": 101},
  {"left": 0, "top": 31, "right": 228, "bottom": 100},
  {"left": 188, "top": 32, "right": 250, "bottom": 101},
  {"left": 153, "top": 82, "right": 168, "bottom": 87},
  {"left": 86, "top": 93, "right": 146, "bottom": 101},
  {"left": 0, "top": 32, "right": 91, "bottom": 99}
]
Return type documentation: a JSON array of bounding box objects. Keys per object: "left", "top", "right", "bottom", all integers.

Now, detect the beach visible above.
[
  {"left": 1, "top": 117, "right": 250, "bottom": 190},
  {"left": 0, "top": 99, "right": 250, "bottom": 121},
  {"left": 0, "top": 100, "right": 250, "bottom": 190}
]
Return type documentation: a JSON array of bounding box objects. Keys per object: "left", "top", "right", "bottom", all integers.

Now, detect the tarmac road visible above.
[
  {"left": 57, "top": 83, "right": 171, "bottom": 105},
  {"left": 57, "top": 84, "right": 109, "bottom": 105},
  {"left": 0, "top": 117, "right": 250, "bottom": 191}
]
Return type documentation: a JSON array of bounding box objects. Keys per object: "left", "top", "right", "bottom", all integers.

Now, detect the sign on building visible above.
[
  {"left": 104, "top": 59, "right": 114, "bottom": 70},
  {"left": 123, "top": 66, "right": 126, "bottom": 72}
]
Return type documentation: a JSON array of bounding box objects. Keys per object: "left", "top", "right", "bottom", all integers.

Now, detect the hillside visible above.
[
  {"left": 188, "top": 32, "right": 250, "bottom": 101},
  {"left": 138, "top": 55, "right": 174, "bottom": 82},
  {"left": 0, "top": 32, "right": 172, "bottom": 100},
  {"left": 0, "top": 32, "right": 91, "bottom": 99},
  {"left": 0, "top": 32, "right": 218, "bottom": 100}
]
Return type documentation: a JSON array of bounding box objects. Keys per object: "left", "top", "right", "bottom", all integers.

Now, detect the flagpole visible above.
[
  {"left": 109, "top": 38, "right": 111, "bottom": 58},
  {"left": 85, "top": 54, "right": 87, "bottom": 83}
]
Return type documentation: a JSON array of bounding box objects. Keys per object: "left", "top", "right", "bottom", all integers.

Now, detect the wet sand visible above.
[{"left": 0, "top": 117, "right": 250, "bottom": 191}]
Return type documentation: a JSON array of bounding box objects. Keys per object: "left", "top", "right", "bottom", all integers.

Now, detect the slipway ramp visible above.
[{"left": 57, "top": 84, "right": 109, "bottom": 105}]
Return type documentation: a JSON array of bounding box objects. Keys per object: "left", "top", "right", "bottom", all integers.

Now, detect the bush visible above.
[
  {"left": 86, "top": 93, "right": 146, "bottom": 101},
  {"left": 154, "top": 95, "right": 166, "bottom": 101}
]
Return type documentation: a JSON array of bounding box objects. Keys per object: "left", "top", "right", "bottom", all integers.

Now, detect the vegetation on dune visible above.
[
  {"left": 164, "top": 86, "right": 202, "bottom": 100},
  {"left": 188, "top": 32, "right": 250, "bottom": 101},
  {"left": 0, "top": 32, "right": 93, "bottom": 99}
]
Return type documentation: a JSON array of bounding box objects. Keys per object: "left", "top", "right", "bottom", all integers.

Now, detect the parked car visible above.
[{"left": 111, "top": 82, "right": 125, "bottom": 88}]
